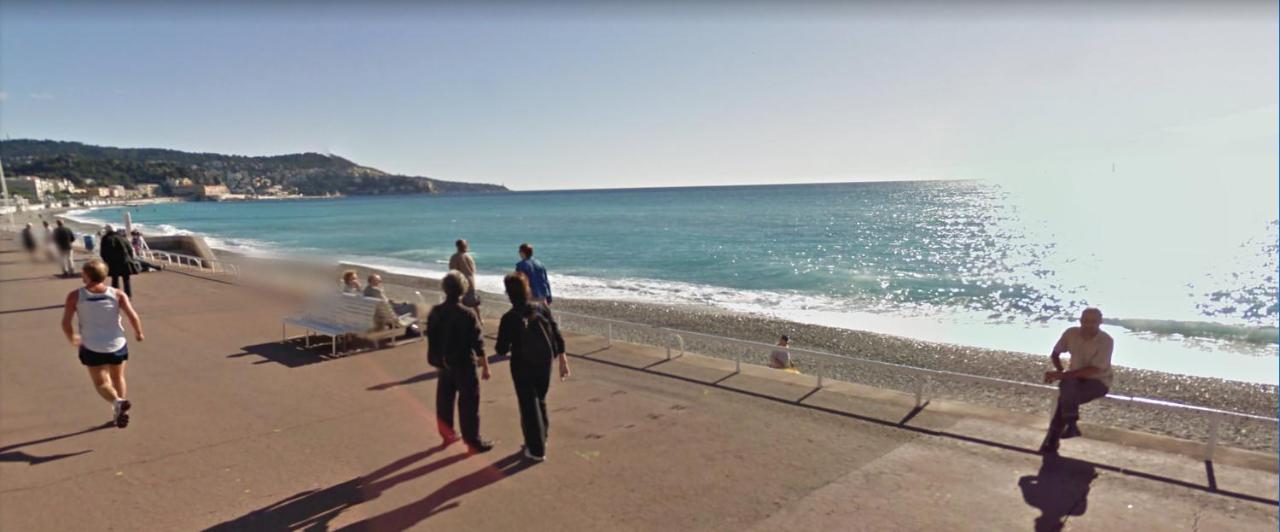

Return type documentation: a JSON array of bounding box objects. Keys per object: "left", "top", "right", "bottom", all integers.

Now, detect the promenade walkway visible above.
[{"left": 1, "top": 235, "right": 1275, "bottom": 531}]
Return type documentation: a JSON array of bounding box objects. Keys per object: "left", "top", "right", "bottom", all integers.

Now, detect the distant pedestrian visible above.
[
  {"left": 450, "top": 239, "right": 482, "bottom": 321},
  {"left": 1038, "top": 307, "right": 1113, "bottom": 455},
  {"left": 53, "top": 220, "right": 77, "bottom": 276},
  {"left": 130, "top": 230, "right": 148, "bottom": 256},
  {"left": 21, "top": 223, "right": 37, "bottom": 260},
  {"left": 98, "top": 225, "right": 135, "bottom": 297},
  {"left": 426, "top": 270, "right": 494, "bottom": 453},
  {"left": 496, "top": 272, "right": 569, "bottom": 462},
  {"left": 41, "top": 220, "right": 56, "bottom": 261},
  {"left": 60, "top": 259, "right": 145, "bottom": 428},
  {"left": 515, "top": 243, "right": 552, "bottom": 304}
]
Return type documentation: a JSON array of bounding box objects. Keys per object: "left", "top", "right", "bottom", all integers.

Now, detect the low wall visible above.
[{"left": 147, "top": 235, "right": 218, "bottom": 266}]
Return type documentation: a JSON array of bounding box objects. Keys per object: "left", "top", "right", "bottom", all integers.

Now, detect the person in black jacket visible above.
[
  {"left": 426, "top": 270, "right": 493, "bottom": 453},
  {"left": 20, "top": 223, "right": 37, "bottom": 260},
  {"left": 495, "top": 272, "right": 569, "bottom": 462},
  {"left": 98, "top": 225, "right": 135, "bottom": 297},
  {"left": 52, "top": 220, "right": 77, "bottom": 276}
]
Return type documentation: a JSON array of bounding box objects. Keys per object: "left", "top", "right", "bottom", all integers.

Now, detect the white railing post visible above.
[
  {"left": 677, "top": 334, "right": 685, "bottom": 357},
  {"left": 915, "top": 377, "right": 930, "bottom": 408},
  {"left": 816, "top": 373, "right": 824, "bottom": 389},
  {"left": 606, "top": 323, "right": 613, "bottom": 347},
  {"left": 735, "top": 349, "right": 744, "bottom": 374},
  {"left": 1205, "top": 413, "right": 1222, "bottom": 462}
]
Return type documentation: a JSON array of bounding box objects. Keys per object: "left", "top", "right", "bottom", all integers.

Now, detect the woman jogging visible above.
[{"left": 61, "top": 259, "right": 145, "bottom": 428}]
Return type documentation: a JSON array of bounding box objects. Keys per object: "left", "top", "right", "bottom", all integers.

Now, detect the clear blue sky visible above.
[{"left": 1, "top": 2, "right": 1276, "bottom": 191}]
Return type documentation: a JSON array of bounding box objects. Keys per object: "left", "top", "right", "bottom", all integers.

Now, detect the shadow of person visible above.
[
  {"left": 1018, "top": 455, "right": 1098, "bottom": 532},
  {"left": 204, "top": 443, "right": 468, "bottom": 531},
  {"left": 0, "top": 422, "right": 112, "bottom": 457},
  {"left": 368, "top": 370, "right": 439, "bottom": 391},
  {"left": 337, "top": 451, "right": 535, "bottom": 531}
]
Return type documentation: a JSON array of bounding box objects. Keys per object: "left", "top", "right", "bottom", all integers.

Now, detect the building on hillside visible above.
[{"left": 200, "top": 184, "right": 230, "bottom": 199}]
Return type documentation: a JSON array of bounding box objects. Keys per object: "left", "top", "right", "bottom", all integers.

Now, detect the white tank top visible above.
[{"left": 78, "top": 287, "right": 127, "bottom": 353}]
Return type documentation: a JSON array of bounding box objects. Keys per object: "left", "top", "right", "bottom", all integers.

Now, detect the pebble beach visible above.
[{"left": 16, "top": 208, "right": 1277, "bottom": 453}]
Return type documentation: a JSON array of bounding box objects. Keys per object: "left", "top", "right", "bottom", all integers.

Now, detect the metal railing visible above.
[
  {"left": 264, "top": 282, "right": 1276, "bottom": 462},
  {"left": 548, "top": 309, "right": 1277, "bottom": 462},
  {"left": 140, "top": 249, "right": 240, "bottom": 276}
]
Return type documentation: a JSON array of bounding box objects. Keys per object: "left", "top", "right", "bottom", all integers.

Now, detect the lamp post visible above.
[{"left": 0, "top": 155, "right": 12, "bottom": 228}]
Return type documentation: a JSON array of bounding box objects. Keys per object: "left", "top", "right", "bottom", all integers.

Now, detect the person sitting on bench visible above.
[{"left": 364, "top": 274, "right": 421, "bottom": 329}]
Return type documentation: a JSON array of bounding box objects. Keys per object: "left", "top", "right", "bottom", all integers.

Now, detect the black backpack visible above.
[
  {"left": 520, "top": 304, "right": 556, "bottom": 364},
  {"left": 426, "top": 307, "right": 450, "bottom": 369}
]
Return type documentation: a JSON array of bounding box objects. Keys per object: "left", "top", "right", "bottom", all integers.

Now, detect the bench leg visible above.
[
  {"left": 305, "top": 331, "right": 311, "bottom": 348},
  {"left": 332, "top": 335, "right": 337, "bottom": 356}
]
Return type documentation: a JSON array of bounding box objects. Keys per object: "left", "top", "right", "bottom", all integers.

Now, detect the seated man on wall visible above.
[{"left": 1039, "top": 307, "right": 1114, "bottom": 455}]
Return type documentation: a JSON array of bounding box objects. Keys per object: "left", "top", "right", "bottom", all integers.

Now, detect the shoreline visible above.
[
  {"left": 306, "top": 257, "right": 1280, "bottom": 452},
  {"left": 6, "top": 215, "right": 1276, "bottom": 451}
]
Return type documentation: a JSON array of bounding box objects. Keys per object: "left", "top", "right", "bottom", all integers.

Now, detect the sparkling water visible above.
[{"left": 73, "top": 180, "right": 1279, "bottom": 383}]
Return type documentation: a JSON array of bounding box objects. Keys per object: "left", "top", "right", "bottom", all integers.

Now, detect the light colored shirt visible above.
[
  {"left": 1054, "top": 327, "right": 1114, "bottom": 388},
  {"left": 78, "top": 287, "right": 127, "bottom": 353},
  {"left": 770, "top": 348, "right": 792, "bottom": 369},
  {"left": 449, "top": 252, "right": 478, "bottom": 294}
]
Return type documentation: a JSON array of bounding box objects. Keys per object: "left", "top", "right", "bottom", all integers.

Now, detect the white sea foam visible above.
[{"left": 57, "top": 210, "right": 1279, "bottom": 383}]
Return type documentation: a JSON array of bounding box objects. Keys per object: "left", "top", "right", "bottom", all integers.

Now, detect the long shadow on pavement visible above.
[
  {"left": 0, "top": 423, "right": 112, "bottom": 465},
  {"left": 1019, "top": 455, "right": 1098, "bottom": 532},
  {"left": 232, "top": 339, "right": 345, "bottom": 368},
  {"left": 368, "top": 371, "right": 439, "bottom": 391},
  {"left": 204, "top": 443, "right": 482, "bottom": 531},
  {"left": 335, "top": 451, "right": 534, "bottom": 531}
]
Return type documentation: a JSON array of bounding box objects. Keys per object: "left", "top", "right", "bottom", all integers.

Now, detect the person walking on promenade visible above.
[
  {"left": 53, "top": 220, "right": 77, "bottom": 276},
  {"left": 426, "top": 270, "right": 494, "bottom": 453},
  {"left": 41, "top": 220, "right": 57, "bottom": 261},
  {"left": 130, "top": 230, "right": 148, "bottom": 256},
  {"left": 83, "top": 231, "right": 96, "bottom": 254},
  {"left": 21, "top": 223, "right": 38, "bottom": 260},
  {"left": 99, "top": 225, "right": 136, "bottom": 297},
  {"left": 1039, "top": 307, "right": 1114, "bottom": 455},
  {"left": 450, "top": 239, "right": 483, "bottom": 322},
  {"left": 515, "top": 243, "right": 552, "bottom": 305},
  {"left": 496, "top": 273, "right": 570, "bottom": 462},
  {"left": 60, "top": 259, "right": 145, "bottom": 428}
]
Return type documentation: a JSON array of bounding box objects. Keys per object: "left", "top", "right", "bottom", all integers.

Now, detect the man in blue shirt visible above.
[{"left": 515, "top": 243, "right": 552, "bottom": 304}]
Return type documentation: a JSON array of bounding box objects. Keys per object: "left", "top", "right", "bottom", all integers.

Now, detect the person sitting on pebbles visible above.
[{"left": 1039, "top": 307, "right": 1113, "bottom": 455}]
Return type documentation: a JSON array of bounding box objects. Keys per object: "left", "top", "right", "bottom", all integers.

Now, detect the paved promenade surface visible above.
[{"left": 1, "top": 236, "right": 1276, "bottom": 531}]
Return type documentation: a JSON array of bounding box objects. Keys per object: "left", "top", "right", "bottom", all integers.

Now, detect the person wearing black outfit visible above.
[
  {"left": 98, "top": 225, "right": 135, "bottom": 297},
  {"left": 495, "top": 272, "right": 570, "bottom": 462},
  {"left": 20, "top": 223, "right": 38, "bottom": 260},
  {"left": 52, "top": 220, "right": 77, "bottom": 276},
  {"left": 426, "top": 270, "right": 494, "bottom": 453}
]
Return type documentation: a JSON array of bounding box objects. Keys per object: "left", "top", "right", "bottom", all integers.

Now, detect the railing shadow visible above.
[
  {"left": 0, "top": 304, "right": 65, "bottom": 315},
  {"left": 570, "top": 348, "right": 1279, "bottom": 507}
]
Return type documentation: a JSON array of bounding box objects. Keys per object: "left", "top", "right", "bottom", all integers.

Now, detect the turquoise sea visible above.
[{"left": 72, "top": 180, "right": 1279, "bottom": 384}]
